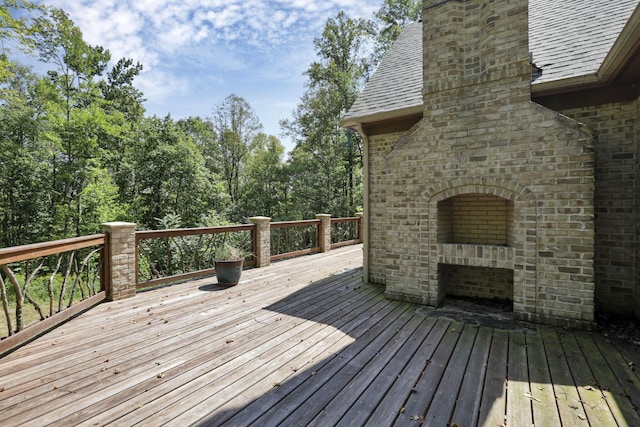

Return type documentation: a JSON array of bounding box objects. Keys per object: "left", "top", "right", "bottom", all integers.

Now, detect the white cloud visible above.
[{"left": 35, "top": 0, "right": 383, "bottom": 144}]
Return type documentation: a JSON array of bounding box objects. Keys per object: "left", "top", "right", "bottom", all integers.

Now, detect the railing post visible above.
[
  {"left": 355, "top": 212, "right": 364, "bottom": 243},
  {"left": 101, "top": 222, "right": 137, "bottom": 301},
  {"left": 249, "top": 216, "right": 271, "bottom": 267},
  {"left": 316, "top": 214, "right": 331, "bottom": 253}
]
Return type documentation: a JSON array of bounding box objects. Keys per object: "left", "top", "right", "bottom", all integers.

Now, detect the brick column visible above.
[
  {"left": 102, "top": 222, "right": 137, "bottom": 301},
  {"left": 355, "top": 212, "right": 364, "bottom": 243},
  {"left": 249, "top": 216, "right": 271, "bottom": 267},
  {"left": 316, "top": 214, "right": 331, "bottom": 253}
]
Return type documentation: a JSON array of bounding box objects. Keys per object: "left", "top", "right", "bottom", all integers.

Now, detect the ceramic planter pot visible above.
[{"left": 214, "top": 259, "right": 243, "bottom": 286}]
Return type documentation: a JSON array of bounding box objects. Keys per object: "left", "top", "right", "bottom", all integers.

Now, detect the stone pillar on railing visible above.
[
  {"left": 102, "top": 222, "right": 137, "bottom": 301},
  {"left": 249, "top": 216, "right": 271, "bottom": 268},
  {"left": 316, "top": 214, "right": 332, "bottom": 253},
  {"left": 355, "top": 212, "right": 364, "bottom": 243}
]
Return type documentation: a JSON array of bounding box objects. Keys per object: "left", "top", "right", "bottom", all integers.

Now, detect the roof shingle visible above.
[{"left": 345, "top": 0, "right": 640, "bottom": 123}]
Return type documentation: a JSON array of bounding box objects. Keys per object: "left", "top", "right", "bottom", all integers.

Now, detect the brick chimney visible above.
[
  {"left": 422, "top": 0, "right": 531, "bottom": 112},
  {"left": 381, "top": 0, "right": 596, "bottom": 328}
]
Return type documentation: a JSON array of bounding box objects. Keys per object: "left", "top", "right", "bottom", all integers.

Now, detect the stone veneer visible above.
[
  {"left": 249, "top": 216, "right": 271, "bottom": 268},
  {"left": 367, "top": 0, "right": 597, "bottom": 328},
  {"left": 102, "top": 222, "right": 137, "bottom": 301}
]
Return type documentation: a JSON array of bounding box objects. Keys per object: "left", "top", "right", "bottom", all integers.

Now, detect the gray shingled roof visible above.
[
  {"left": 343, "top": 21, "right": 423, "bottom": 124},
  {"left": 529, "top": 0, "right": 639, "bottom": 84},
  {"left": 344, "top": 0, "right": 639, "bottom": 123}
]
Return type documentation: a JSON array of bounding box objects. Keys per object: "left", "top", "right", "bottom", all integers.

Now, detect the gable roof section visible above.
[
  {"left": 530, "top": 0, "right": 640, "bottom": 90},
  {"left": 344, "top": 0, "right": 640, "bottom": 125},
  {"left": 342, "top": 21, "right": 423, "bottom": 127}
]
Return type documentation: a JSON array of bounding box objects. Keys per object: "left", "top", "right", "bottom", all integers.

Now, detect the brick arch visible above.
[
  {"left": 424, "top": 177, "right": 536, "bottom": 204},
  {"left": 418, "top": 178, "right": 538, "bottom": 318}
]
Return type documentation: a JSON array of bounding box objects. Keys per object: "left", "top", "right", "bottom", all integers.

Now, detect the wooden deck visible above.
[{"left": 1, "top": 244, "right": 640, "bottom": 426}]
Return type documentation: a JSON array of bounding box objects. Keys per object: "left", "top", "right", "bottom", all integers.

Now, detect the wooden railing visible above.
[
  {"left": 270, "top": 219, "right": 321, "bottom": 261},
  {"left": 331, "top": 217, "right": 362, "bottom": 249},
  {"left": 135, "top": 224, "right": 256, "bottom": 289},
  {"left": 0, "top": 214, "right": 362, "bottom": 355},
  {"left": 136, "top": 215, "right": 362, "bottom": 285},
  {"left": 0, "top": 234, "right": 107, "bottom": 355}
]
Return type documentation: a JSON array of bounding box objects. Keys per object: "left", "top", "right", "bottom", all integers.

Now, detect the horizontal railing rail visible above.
[
  {"left": 135, "top": 224, "right": 257, "bottom": 289},
  {"left": 330, "top": 217, "right": 361, "bottom": 249},
  {"left": 0, "top": 234, "right": 107, "bottom": 356},
  {"left": 0, "top": 213, "right": 362, "bottom": 356},
  {"left": 270, "top": 219, "right": 321, "bottom": 261}
]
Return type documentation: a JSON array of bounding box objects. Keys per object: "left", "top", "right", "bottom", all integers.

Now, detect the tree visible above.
[
  {"left": 212, "top": 94, "right": 262, "bottom": 220},
  {"left": 239, "top": 133, "right": 287, "bottom": 219},
  {"left": 0, "top": 63, "right": 51, "bottom": 245},
  {"left": 372, "top": 0, "right": 422, "bottom": 65},
  {"left": 31, "top": 8, "right": 113, "bottom": 237},
  {"left": 129, "top": 116, "right": 218, "bottom": 229},
  {"left": 282, "top": 12, "right": 370, "bottom": 218},
  {"left": 0, "top": 0, "right": 42, "bottom": 82}
]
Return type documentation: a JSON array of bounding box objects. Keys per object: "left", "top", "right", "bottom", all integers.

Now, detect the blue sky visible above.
[{"left": 36, "top": 0, "right": 383, "bottom": 152}]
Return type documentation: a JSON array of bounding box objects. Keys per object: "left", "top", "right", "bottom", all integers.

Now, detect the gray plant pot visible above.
[{"left": 214, "top": 259, "right": 243, "bottom": 286}]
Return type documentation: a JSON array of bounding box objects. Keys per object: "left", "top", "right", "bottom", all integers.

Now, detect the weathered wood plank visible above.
[
  {"left": 203, "top": 294, "right": 392, "bottom": 426},
  {"left": 153, "top": 287, "right": 388, "bottom": 426},
  {"left": 574, "top": 331, "right": 640, "bottom": 427},
  {"left": 1, "top": 270, "right": 361, "bottom": 422},
  {"left": 259, "top": 305, "right": 416, "bottom": 426},
  {"left": 560, "top": 330, "right": 618, "bottom": 426},
  {"left": 217, "top": 298, "right": 402, "bottom": 427},
  {"left": 591, "top": 333, "right": 640, "bottom": 417},
  {"left": 478, "top": 328, "right": 508, "bottom": 427},
  {"left": 506, "top": 331, "right": 532, "bottom": 427},
  {"left": 540, "top": 327, "right": 589, "bottom": 426},
  {"left": 449, "top": 326, "right": 493, "bottom": 427},
  {"left": 526, "top": 330, "right": 562, "bottom": 427},
  {"left": 392, "top": 321, "right": 464, "bottom": 426},
  {"left": 305, "top": 316, "right": 437, "bottom": 426},
  {"left": 52, "top": 275, "right": 373, "bottom": 425},
  {"left": 423, "top": 324, "right": 479, "bottom": 426},
  {"left": 331, "top": 317, "right": 440, "bottom": 427},
  {"left": 344, "top": 318, "right": 452, "bottom": 427}
]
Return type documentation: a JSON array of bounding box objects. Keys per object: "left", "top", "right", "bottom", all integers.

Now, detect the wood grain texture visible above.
[{"left": 0, "top": 244, "right": 638, "bottom": 426}]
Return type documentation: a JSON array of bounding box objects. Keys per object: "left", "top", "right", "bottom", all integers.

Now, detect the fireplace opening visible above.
[
  {"left": 439, "top": 264, "right": 514, "bottom": 312},
  {"left": 437, "top": 193, "right": 514, "bottom": 246}
]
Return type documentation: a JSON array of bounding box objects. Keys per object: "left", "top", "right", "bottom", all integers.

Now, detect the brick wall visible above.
[
  {"left": 558, "top": 101, "right": 638, "bottom": 316},
  {"left": 440, "top": 264, "right": 513, "bottom": 301},
  {"left": 438, "top": 194, "right": 513, "bottom": 245},
  {"left": 367, "top": 131, "right": 404, "bottom": 285},
  {"left": 370, "top": 0, "right": 596, "bottom": 328},
  {"left": 637, "top": 97, "right": 640, "bottom": 318}
]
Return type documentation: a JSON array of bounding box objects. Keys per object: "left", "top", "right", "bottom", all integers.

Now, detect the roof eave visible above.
[
  {"left": 531, "top": 74, "right": 602, "bottom": 97},
  {"left": 341, "top": 104, "right": 424, "bottom": 130},
  {"left": 533, "top": 3, "right": 640, "bottom": 97},
  {"left": 597, "top": 3, "right": 640, "bottom": 83}
]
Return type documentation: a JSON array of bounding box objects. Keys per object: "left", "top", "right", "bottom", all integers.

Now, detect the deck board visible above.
[
  {"left": 1, "top": 244, "right": 639, "bottom": 426},
  {"left": 478, "top": 328, "right": 509, "bottom": 427},
  {"left": 526, "top": 331, "right": 562, "bottom": 427},
  {"left": 449, "top": 326, "right": 492, "bottom": 427}
]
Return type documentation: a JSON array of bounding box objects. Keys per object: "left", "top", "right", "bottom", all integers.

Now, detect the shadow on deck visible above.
[{"left": 1, "top": 244, "right": 639, "bottom": 426}]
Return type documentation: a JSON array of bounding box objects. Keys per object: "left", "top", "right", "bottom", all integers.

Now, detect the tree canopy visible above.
[{"left": 0, "top": 1, "right": 420, "bottom": 245}]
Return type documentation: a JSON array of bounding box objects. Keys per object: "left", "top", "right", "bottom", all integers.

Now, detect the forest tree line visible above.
[{"left": 0, "top": 0, "right": 421, "bottom": 247}]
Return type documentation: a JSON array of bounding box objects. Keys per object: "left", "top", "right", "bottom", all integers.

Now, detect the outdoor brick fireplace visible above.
[
  {"left": 437, "top": 193, "right": 515, "bottom": 304},
  {"left": 345, "top": 0, "right": 600, "bottom": 328}
]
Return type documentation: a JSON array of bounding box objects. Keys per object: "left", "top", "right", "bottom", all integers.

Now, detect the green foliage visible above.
[
  {"left": 212, "top": 94, "right": 263, "bottom": 221},
  {"left": 282, "top": 11, "right": 369, "bottom": 219},
  {"left": 0, "top": 0, "right": 43, "bottom": 82},
  {"left": 372, "top": 0, "right": 422, "bottom": 65},
  {"left": 129, "top": 116, "right": 218, "bottom": 229},
  {"left": 0, "top": 2, "right": 409, "bottom": 247}
]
